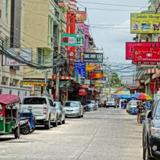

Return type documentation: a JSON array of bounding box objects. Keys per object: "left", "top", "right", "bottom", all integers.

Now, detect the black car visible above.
[{"left": 143, "top": 100, "right": 160, "bottom": 160}]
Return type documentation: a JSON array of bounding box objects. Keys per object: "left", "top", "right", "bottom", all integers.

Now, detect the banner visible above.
[
  {"left": 130, "top": 13, "right": 160, "bottom": 34},
  {"left": 83, "top": 52, "right": 103, "bottom": 63},
  {"left": 126, "top": 42, "right": 160, "bottom": 60},
  {"left": 61, "top": 34, "right": 84, "bottom": 46}
]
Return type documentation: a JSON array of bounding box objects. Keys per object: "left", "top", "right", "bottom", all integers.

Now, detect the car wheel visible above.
[
  {"left": 62, "top": 119, "right": 65, "bottom": 124},
  {"left": 14, "top": 126, "right": 20, "bottom": 139},
  {"left": 45, "top": 118, "right": 51, "bottom": 129},
  {"left": 53, "top": 119, "right": 58, "bottom": 127},
  {"left": 143, "top": 145, "right": 154, "bottom": 160},
  {"left": 58, "top": 117, "right": 62, "bottom": 125}
]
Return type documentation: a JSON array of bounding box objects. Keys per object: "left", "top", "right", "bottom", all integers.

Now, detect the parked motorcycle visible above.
[{"left": 20, "top": 110, "right": 36, "bottom": 135}]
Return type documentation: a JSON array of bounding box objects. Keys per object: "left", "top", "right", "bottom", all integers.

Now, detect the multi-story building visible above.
[
  {"left": 0, "top": 0, "right": 23, "bottom": 87},
  {"left": 21, "top": 0, "right": 67, "bottom": 94}
]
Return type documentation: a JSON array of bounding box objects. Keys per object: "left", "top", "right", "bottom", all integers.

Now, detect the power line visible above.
[
  {"left": 87, "top": 7, "right": 140, "bottom": 12},
  {"left": 79, "top": 1, "right": 145, "bottom": 8}
]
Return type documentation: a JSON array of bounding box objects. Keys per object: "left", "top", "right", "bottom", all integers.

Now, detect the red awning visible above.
[
  {"left": 78, "top": 89, "right": 87, "bottom": 96},
  {"left": 0, "top": 94, "right": 20, "bottom": 105}
]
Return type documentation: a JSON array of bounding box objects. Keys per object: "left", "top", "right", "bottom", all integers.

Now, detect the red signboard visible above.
[{"left": 126, "top": 42, "right": 160, "bottom": 64}]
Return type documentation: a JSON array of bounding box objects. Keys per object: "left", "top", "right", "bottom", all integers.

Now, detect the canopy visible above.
[
  {"left": 0, "top": 94, "right": 20, "bottom": 105},
  {"left": 112, "top": 94, "right": 131, "bottom": 100},
  {"left": 131, "top": 93, "right": 152, "bottom": 101}
]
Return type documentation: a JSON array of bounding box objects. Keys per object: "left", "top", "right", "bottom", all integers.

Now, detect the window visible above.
[
  {"left": 23, "top": 97, "right": 47, "bottom": 105},
  {"left": 49, "top": 99, "right": 54, "bottom": 107},
  {"left": 37, "top": 48, "right": 44, "bottom": 65}
]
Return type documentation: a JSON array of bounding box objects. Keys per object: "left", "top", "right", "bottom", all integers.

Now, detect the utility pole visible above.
[{"left": 55, "top": 18, "right": 62, "bottom": 101}]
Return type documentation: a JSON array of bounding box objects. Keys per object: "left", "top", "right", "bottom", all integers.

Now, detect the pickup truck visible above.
[{"left": 21, "top": 96, "right": 58, "bottom": 129}]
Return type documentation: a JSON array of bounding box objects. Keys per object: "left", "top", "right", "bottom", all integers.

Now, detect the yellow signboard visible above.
[
  {"left": 130, "top": 13, "right": 160, "bottom": 34},
  {"left": 22, "top": 81, "right": 47, "bottom": 86},
  {"left": 86, "top": 64, "right": 100, "bottom": 72}
]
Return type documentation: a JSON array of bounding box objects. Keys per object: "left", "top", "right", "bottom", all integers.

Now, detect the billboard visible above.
[
  {"left": 61, "top": 34, "right": 84, "bottom": 47},
  {"left": 126, "top": 42, "right": 160, "bottom": 60},
  {"left": 83, "top": 52, "right": 103, "bottom": 63},
  {"left": 76, "top": 11, "right": 87, "bottom": 23},
  {"left": 130, "top": 13, "right": 160, "bottom": 34}
]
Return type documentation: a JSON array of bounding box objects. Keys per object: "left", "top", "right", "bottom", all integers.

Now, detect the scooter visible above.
[{"left": 20, "top": 119, "right": 30, "bottom": 135}]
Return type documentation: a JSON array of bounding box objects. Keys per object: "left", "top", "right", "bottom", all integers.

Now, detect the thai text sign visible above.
[
  {"left": 83, "top": 52, "right": 103, "bottom": 63},
  {"left": 61, "top": 34, "right": 84, "bottom": 46},
  {"left": 126, "top": 42, "right": 160, "bottom": 60},
  {"left": 131, "top": 13, "right": 160, "bottom": 34}
]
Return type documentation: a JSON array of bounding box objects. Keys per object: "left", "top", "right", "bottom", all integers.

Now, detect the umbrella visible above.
[{"left": 132, "top": 93, "right": 152, "bottom": 101}]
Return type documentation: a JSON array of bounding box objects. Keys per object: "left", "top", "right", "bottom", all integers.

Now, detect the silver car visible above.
[
  {"left": 64, "top": 101, "right": 84, "bottom": 118},
  {"left": 21, "top": 96, "right": 58, "bottom": 129},
  {"left": 54, "top": 101, "right": 66, "bottom": 124}
]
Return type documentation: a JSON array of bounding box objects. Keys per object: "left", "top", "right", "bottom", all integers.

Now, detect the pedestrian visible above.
[{"left": 137, "top": 101, "right": 145, "bottom": 123}]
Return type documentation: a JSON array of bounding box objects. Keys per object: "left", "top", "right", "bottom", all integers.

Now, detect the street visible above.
[{"left": 0, "top": 108, "right": 142, "bottom": 160}]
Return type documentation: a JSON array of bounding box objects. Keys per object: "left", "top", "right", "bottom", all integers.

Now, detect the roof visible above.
[{"left": 0, "top": 94, "right": 20, "bottom": 105}]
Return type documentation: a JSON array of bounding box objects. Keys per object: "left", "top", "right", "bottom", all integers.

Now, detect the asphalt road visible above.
[{"left": 0, "top": 108, "right": 142, "bottom": 160}]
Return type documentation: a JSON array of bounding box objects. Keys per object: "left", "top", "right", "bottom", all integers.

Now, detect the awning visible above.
[{"left": 78, "top": 89, "right": 87, "bottom": 96}]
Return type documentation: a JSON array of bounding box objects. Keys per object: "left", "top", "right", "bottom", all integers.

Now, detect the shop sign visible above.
[
  {"left": 22, "top": 81, "right": 47, "bottom": 86},
  {"left": 90, "top": 70, "right": 104, "bottom": 80},
  {"left": 132, "top": 46, "right": 160, "bottom": 63},
  {"left": 83, "top": 52, "right": 103, "bottom": 63},
  {"left": 76, "top": 11, "right": 87, "bottom": 23},
  {"left": 75, "top": 62, "right": 86, "bottom": 78},
  {"left": 131, "top": 13, "right": 160, "bottom": 34},
  {"left": 126, "top": 42, "right": 160, "bottom": 60},
  {"left": 61, "top": 34, "right": 84, "bottom": 47}
]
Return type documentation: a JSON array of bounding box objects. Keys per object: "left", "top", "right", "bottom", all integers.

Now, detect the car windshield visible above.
[
  {"left": 23, "top": 97, "right": 47, "bottom": 105},
  {"left": 54, "top": 102, "right": 60, "bottom": 108},
  {"left": 64, "top": 102, "right": 79, "bottom": 107},
  {"left": 130, "top": 101, "right": 137, "bottom": 105},
  {"left": 155, "top": 101, "right": 160, "bottom": 119}
]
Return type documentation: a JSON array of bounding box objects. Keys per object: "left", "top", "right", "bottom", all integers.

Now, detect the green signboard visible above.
[{"left": 61, "top": 34, "right": 84, "bottom": 47}]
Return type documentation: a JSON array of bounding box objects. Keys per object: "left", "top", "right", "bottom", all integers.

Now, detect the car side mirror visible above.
[{"left": 147, "top": 111, "right": 152, "bottom": 119}]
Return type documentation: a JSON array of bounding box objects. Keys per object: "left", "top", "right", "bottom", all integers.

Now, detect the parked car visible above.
[
  {"left": 106, "top": 99, "right": 116, "bottom": 108},
  {"left": 126, "top": 100, "right": 138, "bottom": 114},
  {"left": 21, "top": 96, "right": 58, "bottom": 129},
  {"left": 64, "top": 101, "right": 84, "bottom": 118},
  {"left": 143, "top": 100, "right": 160, "bottom": 160},
  {"left": 53, "top": 101, "right": 66, "bottom": 124},
  {"left": 84, "top": 100, "right": 95, "bottom": 111}
]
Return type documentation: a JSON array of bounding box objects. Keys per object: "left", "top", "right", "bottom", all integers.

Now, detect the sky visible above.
[{"left": 78, "top": 0, "right": 149, "bottom": 64}]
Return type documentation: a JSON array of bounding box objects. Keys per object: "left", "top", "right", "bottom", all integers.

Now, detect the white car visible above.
[
  {"left": 106, "top": 99, "right": 116, "bottom": 108},
  {"left": 21, "top": 96, "right": 58, "bottom": 129},
  {"left": 64, "top": 101, "right": 84, "bottom": 118}
]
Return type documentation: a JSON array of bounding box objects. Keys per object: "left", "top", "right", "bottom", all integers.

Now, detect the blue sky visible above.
[{"left": 78, "top": 0, "right": 149, "bottom": 63}]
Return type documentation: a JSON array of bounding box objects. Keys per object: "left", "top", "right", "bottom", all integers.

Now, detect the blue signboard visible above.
[{"left": 75, "top": 62, "right": 86, "bottom": 78}]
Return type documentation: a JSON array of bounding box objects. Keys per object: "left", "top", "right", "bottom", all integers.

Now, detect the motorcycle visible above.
[
  {"left": 20, "top": 110, "right": 36, "bottom": 135},
  {"left": 20, "top": 119, "right": 31, "bottom": 135}
]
